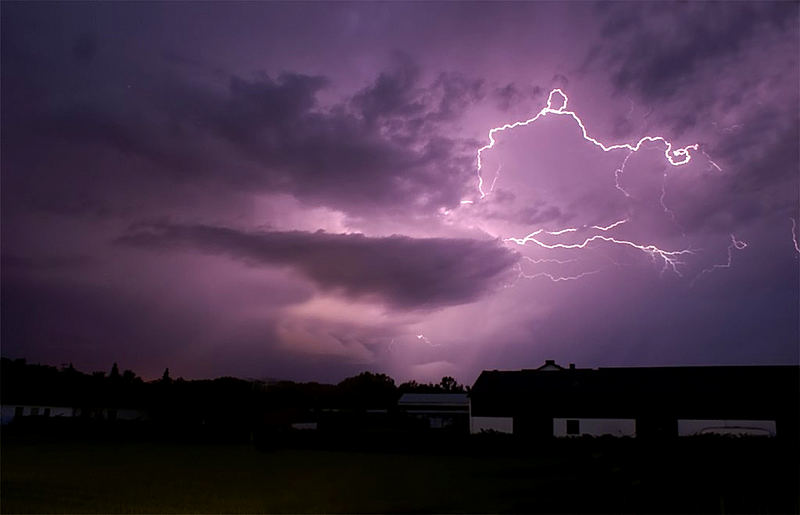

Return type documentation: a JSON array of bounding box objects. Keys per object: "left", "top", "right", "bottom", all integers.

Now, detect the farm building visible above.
[
  {"left": 398, "top": 393, "right": 469, "bottom": 432},
  {"left": 0, "top": 404, "right": 148, "bottom": 425},
  {"left": 469, "top": 361, "right": 799, "bottom": 440},
  {"left": 0, "top": 405, "right": 74, "bottom": 425}
]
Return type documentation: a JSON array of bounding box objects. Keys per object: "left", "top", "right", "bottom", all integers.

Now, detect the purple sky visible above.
[{"left": 2, "top": 2, "right": 798, "bottom": 383}]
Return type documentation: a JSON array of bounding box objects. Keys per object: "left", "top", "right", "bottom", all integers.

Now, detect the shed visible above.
[{"left": 398, "top": 393, "right": 469, "bottom": 431}]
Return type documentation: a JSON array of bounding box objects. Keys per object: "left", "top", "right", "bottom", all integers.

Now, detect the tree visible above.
[
  {"left": 337, "top": 372, "right": 397, "bottom": 409},
  {"left": 440, "top": 376, "right": 464, "bottom": 392},
  {"left": 398, "top": 380, "right": 420, "bottom": 392},
  {"left": 110, "top": 363, "right": 121, "bottom": 380},
  {"left": 161, "top": 368, "right": 172, "bottom": 383}
]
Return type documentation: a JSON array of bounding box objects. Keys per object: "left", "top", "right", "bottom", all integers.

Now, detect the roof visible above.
[
  {"left": 398, "top": 393, "right": 469, "bottom": 406},
  {"left": 536, "top": 359, "right": 565, "bottom": 371},
  {"left": 470, "top": 365, "right": 800, "bottom": 420}
]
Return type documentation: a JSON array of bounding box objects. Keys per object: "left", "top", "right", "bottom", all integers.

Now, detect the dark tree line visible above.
[
  {"left": 1, "top": 358, "right": 466, "bottom": 421},
  {"left": 399, "top": 376, "right": 467, "bottom": 393}
]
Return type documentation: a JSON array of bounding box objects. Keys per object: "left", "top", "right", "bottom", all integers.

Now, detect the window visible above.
[
  {"left": 31, "top": 407, "right": 39, "bottom": 416},
  {"left": 566, "top": 419, "right": 580, "bottom": 435},
  {"left": 14, "top": 406, "right": 23, "bottom": 418},
  {"left": 44, "top": 408, "right": 51, "bottom": 417}
]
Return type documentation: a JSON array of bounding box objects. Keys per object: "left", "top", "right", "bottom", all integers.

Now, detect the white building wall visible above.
[
  {"left": 470, "top": 416, "right": 513, "bottom": 434},
  {"left": 553, "top": 418, "right": 636, "bottom": 437},
  {"left": 1, "top": 405, "right": 74, "bottom": 425},
  {"left": 678, "top": 419, "right": 776, "bottom": 437}
]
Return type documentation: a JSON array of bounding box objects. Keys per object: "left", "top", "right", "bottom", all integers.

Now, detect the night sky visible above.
[{"left": 2, "top": 2, "right": 798, "bottom": 383}]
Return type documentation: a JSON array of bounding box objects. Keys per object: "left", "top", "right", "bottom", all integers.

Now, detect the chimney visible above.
[{"left": 545, "top": 359, "right": 555, "bottom": 366}]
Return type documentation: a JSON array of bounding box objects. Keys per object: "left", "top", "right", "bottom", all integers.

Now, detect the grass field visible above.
[{"left": 2, "top": 436, "right": 798, "bottom": 513}]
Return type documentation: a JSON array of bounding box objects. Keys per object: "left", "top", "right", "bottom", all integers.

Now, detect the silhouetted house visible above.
[
  {"left": 469, "top": 361, "right": 799, "bottom": 441},
  {"left": 398, "top": 393, "right": 469, "bottom": 432},
  {"left": 537, "top": 359, "right": 565, "bottom": 371}
]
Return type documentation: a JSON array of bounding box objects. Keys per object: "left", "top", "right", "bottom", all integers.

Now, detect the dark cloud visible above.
[
  {"left": 351, "top": 56, "right": 425, "bottom": 127},
  {"left": 2, "top": 5, "right": 565, "bottom": 225},
  {"left": 492, "top": 83, "right": 522, "bottom": 111},
  {"left": 117, "top": 224, "right": 519, "bottom": 310},
  {"left": 580, "top": 1, "right": 799, "bottom": 235},
  {"left": 484, "top": 200, "right": 568, "bottom": 226},
  {"left": 492, "top": 83, "right": 543, "bottom": 112},
  {"left": 2, "top": 32, "right": 483, "bottom": 219},
  {"left": 550, "top": 74, "right": 568, "bottom": 89},
  {"left": 427, "top": 72, "right": 486, "bottom": 122},
  {"left": 595, "top": 2, "right": 797, "bottom": 101}
]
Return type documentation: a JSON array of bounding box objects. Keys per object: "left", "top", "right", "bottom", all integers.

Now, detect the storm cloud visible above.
[
  {"left": 118, "top": 224, "right": 518, "bottom": 310},
  {"left": 2, "top": 2, "right": 797, "bottom": 382},
  {"left": 3, "top": 33, "right": 483, "bottom": 218}
]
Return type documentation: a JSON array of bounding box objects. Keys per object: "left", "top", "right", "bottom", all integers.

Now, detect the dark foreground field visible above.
[{"left": 2, "top": 434, "right": 798, "bottom": 514}]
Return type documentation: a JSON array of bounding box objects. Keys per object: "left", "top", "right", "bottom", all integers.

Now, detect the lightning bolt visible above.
[
  {"left": 659, "top": 170, "right": 673, "bottom": 219},
  {"left": 791, "top": 218, "right": 800, "bottom": 254},
  {"left": 508, "top": 219, "right": 627, "bottom": 240},
  {"left": 507, "top": 233, "right": 693, "bottom": 276},
  {"left": 522, "top": 256, "right": 577, "bottom": 265},
  {"left": 389, "top": 334, "right": 441, "bottom": 351},
  {"left": 489, "top": 164, "right": 502, "bottom": 193},
  {"left": 701, "top": 150, "right": 723, "bottom": 172},
  {"left": 416, "top": 334, "right": 441, "bottom": 347},
  {"left": 516, "top": 256, "right": 589, "bottom": 283},
  {"left": 466, "top": 89, "right": 731, "bottom": 279},
  {"left": 514, "top": 263, "right": 601, "bottom": 283},
  {"left": 592, "top": 219, "right": 628, "bottom": 231},
  {"left": 614, "top": 151, "right": 634, "bottom": 198},
  {"left": 658, "top": 168, "right": 687, "bottom": 236},
  {"left": 692, "top": 234, "right": 747, "bottom": 285},
  {"left": 508, "top": 218, "right": 689, "bottom": 277},
  {"left": 474, "top": 88, "right": 708, "bottom": 195}
]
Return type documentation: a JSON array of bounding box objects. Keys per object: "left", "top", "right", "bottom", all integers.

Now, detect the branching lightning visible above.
[
  {"left": 522, "top": 256, "right": 577, "bottom": 265},
  {"left": 507, "top": 233, "right": 694, "bottom": 276},
  {"left": 474, "top": 88, "right": 704, "bottom": 196},
  {"left": 467, "top": 88, "right": 735, "bottom": 280},
  {"left": 692, "top": 234, "right": 747, "bottom": 285},
  {"left": 614, "top": 151, "right": 633, "bottom": 197},
  {"left": 513, "top": 263, "right": 601, "bottom": 283}
]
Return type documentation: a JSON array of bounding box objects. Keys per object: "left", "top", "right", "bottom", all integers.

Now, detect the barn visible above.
[{"left": 469, "top": 361, "right": 799, "bottom": 440}]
